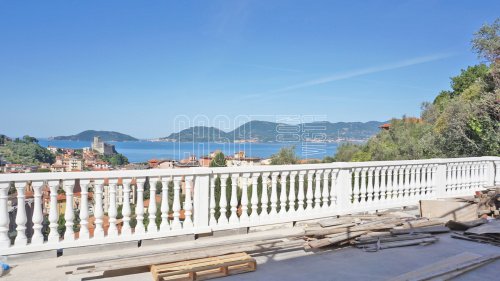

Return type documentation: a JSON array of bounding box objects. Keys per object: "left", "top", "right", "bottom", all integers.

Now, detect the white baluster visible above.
[
  {"left": 183, "top": 176, "right": 194, "bottom": 229},
  {"left": 322, "top": 169, "right": 331, "bottom": 210},
  {"left": 431, "top": 164, "right": 438, "bottom": 196},
  {"left": 229, "top": 174, "right": 239, "bottom": 224},
  {"left": 107, "top": 179, "right": 118, "bottom": 237},
  {"left": 353, "top": 168, "right": 361, "bottom": 206},
  {"left": 367, "top": 168, "right": 374, "bottom": 205},
  {"left": 409, "top": 166, "right": 416, "bottom": 199},
  {"left": 269, "top": 172, "right": 279, "bottom": 217},
  {"left": 495, "top": 160, "right": 500, "bottom": 185},
  {"left": 78, "top": 180, "right": 90, "bottom": 240},
  {"left": 31, "top": 181, "right": 44, "bottom": 245},
  {"left": 360, "top": 168, "right": 368, "bottom": 205},
  {"left": 387, "top": 166, "right": 394, "bottom": 200},
  {"left": 0, "top": 182, "right": 10, "bottom": 249},
  {"left": 63, "top": 180, "right": 75, "bottom": 241},
  {"left": 47, "top": 180, "right": 59, "bottom": 242},
  {"left": 422, "top": 165, "right": 430, "bottom": 197},
  {"left": 134, "top": 178, "right": 146, "bottom": 234},
  {"left": 480, "top": 161, "right": 486, "bottom": 187},
  {"left": 14, "top": 182, "right": 28, "bottom": 246},
  {"left": 297, "top": 171, "right": 306, "bottom": 212},
  {"left": 121, "top": 178, "right": 133, "bottom": 236},
  {"left": 147, "top": 178, "right": 158, "bottom": 233},
  {"left": 397, "top": 166, "right": 404, "bottom": 200},
  {"left": 329, "top": 169, "right": 339, "bottom": 208},
  {"left": 171, "top": 177, "right": 182, "bottom": 230},
  {"left": 209, "top": 176, "right": 217, "bottom": 226},
  {"left": 473, "top": 162, "right": 480, "bottom": 189},
  {"left": 373, "top": 167, "right": 381, "bottom": 204},
  {"left": 160, "top": 178, "right": 171, "bottom": 231},
  {"left": 446, "top": 164, "right": 452, "bottom": 193},
  {"left": 415, "top": 165, "right": 422, "bottom": 198},
  {"left": 288, "top": 171, "right": 297, "bottom": 215},
  {"left": 218, "top": 174, "right": 229, "bottom": 225},
  {"left": 379, "top": 167, "right": 387, "bottom": 203},
  {"left": 305, "top": 171, "right": 314, "bottom": 211},
  {"left": 403, "top": 166, "right": 411, "bottom": 203},
  {"left": 452, "top": 163, "right": 458, "bottom": 193},
  {"left": 250, "top": 173, "right": 260, "bottom": 223},
  {"left": 260, "top": 173, "right": 270, "bottom": 218},
  {"left": 240, "top": 173, "right": 250, "bottom": 223},
  {"left": 279, "top": 172, "right": 288, "bottom": 217},
  {"left": 314, "top": 170, "right": 322, "bottom": 212}
]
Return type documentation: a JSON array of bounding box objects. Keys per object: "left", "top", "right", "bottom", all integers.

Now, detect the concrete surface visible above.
[
  {"left": 95, "top": 235, "right": 500, "bottom": 281},
  {"left": 2, "top": 209, "right": 498, "bottom": 281}
]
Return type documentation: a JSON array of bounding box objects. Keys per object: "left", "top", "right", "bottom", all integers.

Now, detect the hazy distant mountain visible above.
[
  {"left": 53, "top": 130, "right": 138, "bottom": 142},
  {"left": 163, "top": 126, "right": 231, "bottom": 142},
  {"left": 161, "top": 120, "right": 386, "bottom": 142}
]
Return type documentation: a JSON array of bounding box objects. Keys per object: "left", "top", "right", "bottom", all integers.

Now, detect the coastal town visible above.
[{"left": 0, "top": 135, "right": 279, "bottom": 174}]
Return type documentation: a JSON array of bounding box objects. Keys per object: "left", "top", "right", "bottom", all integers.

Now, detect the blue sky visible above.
[{"left": 1, "top": 1, "right": 498, "bottom": 139}]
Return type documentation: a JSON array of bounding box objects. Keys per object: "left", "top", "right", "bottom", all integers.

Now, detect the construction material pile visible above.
[
  {"left": 450, "top": 218, "right": 500, "bottom": 246},
  {"left": 476, "top": 187, "right": 500, "bottom": 218},
  {"left": 302, "top": 213, "right": 449, "bottom": 251}
]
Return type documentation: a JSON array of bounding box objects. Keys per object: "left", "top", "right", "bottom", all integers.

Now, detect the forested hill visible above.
[
  {"left": 53, "top": 130, "right": 138, "bottom": 141},
  {"left": 161, "top": 120, "right": 386, "bottom": 142}
]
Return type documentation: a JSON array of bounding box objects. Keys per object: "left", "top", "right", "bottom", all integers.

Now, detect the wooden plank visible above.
[
  {"left": 361, "top": 237, "right": 438, "bottom": 252},
  {"left": 390, "top": 225, "right": 450, "bottom": 235},
  {"left": 400, "top": 218, "right": 448, "bottom": 229},
  {"left": 387, "top": 252, "right": 482, "bottom": 281},
  {"left": 71, "top": 239, "right": 304, "bottom": 277},
  {"left": 354, "top": 233, "right": 434, "bottom": 245},
  {"left": 308, "top": 231, "right": 367, "bottom": 249},
  {"left": 318, "top": 217, "right": 354, "bottom": 228},
  {"left": 419, "top": 199, "right": 478, "bottom": 221},
  {"left": 306, "top": 218, "right": 401, "bottom": 237},
  {"left": 388, "top": 252, "right": 500, "bottom": 281}
]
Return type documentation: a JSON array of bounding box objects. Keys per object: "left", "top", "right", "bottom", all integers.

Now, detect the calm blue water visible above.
[{"left": 38, "top": 140, "right": 338, "bottom": 163}]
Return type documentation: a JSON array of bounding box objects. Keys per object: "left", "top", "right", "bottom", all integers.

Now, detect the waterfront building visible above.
[{"left": 91, "top": 136, "right": 115, "bottom": 156}]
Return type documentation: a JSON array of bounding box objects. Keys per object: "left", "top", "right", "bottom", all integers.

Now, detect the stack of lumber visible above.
[
  {"left": 475, "top": 187, "right": 500, "bottom": 217},
  {"left": 303, "top": 214, "right": 447, "bottom": 250},
  {"left": 451, "top": 219, "right": 500, "bottom": 246}
]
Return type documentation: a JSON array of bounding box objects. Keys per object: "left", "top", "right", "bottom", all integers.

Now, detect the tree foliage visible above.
[
  {"left": 102, "top": 153, "right": 129, "bottom": 166},
  {"left": 0, "top": 136, "right": 55, "bottom": 165},
  {"left": 209, "top": 151, "right": 227, "bottom": 167},
  {"left": 270, "top": 146, "right": 299, "bottom": 165}
]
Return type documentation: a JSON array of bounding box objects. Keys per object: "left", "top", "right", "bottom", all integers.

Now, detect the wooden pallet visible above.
[{"left": 150, "top": 252, "right": 256, "bottom": 281}]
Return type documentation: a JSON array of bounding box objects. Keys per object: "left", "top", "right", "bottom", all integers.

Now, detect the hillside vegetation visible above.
[
  {"left": 54, "top": 130, "right": 138, "bottom": 141},
  {"left": 0, "top": 136, "right": 55, "bottom": 165},
  {"left": 332, "top": 19, "right": 500, "bottom": 162}
]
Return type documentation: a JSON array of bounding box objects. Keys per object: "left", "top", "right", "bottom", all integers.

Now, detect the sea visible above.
[{"left": 38, "top": 139, "right": 338, "bottom": 163}]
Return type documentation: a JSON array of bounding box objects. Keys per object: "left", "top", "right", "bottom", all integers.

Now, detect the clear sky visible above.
[{"left": 1, "top": 1, "right": 498, "bottom": 139}]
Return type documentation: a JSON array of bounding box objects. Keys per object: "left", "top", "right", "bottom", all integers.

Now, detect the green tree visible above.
[
  {"left": 209, "top": 151, "right": 227, "bottom": 167},
  {"left": 472, "top": 18, "right": 500, "bottom": 63},
  {"left": 270, "top": 146, "right": 298, "bottom": 165}
]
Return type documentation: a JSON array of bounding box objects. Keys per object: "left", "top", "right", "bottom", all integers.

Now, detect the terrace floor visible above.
[{"left": 2, "top": 221, "right": 499, "bottom": 281}]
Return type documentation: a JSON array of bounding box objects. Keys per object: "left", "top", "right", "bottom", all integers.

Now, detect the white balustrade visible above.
[{"left": 0, "top": 156, "right": 497, "bottom": 255}]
